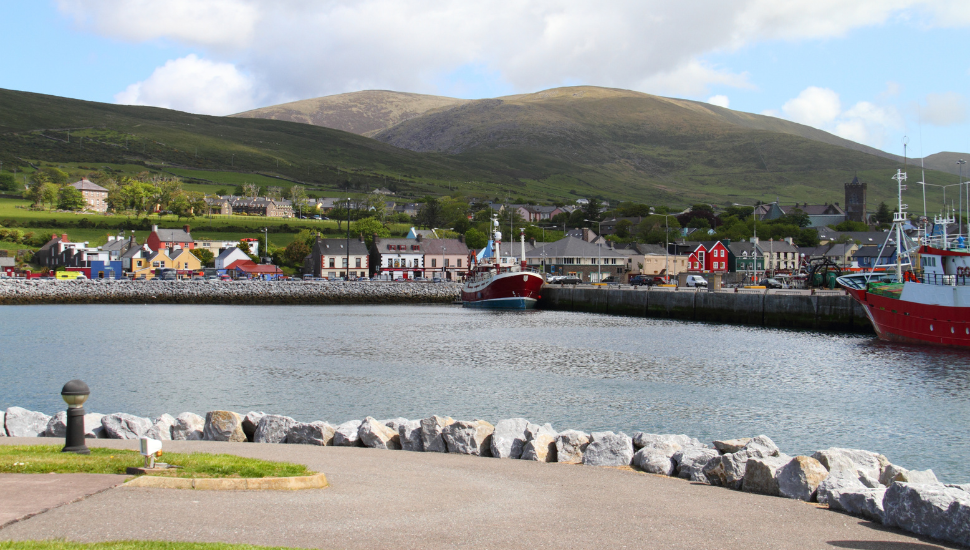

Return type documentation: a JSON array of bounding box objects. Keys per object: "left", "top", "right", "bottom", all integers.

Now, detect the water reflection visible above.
[{"left": 0, "top": 304, "right": 967, "bottom": 482}]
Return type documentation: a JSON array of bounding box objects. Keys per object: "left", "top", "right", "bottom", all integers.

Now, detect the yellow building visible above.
[
  {"left": 170, "top": 248, "right": 202, "bottom": 273},
  {"left": 131, "top": 249, "right": 172, "bottom": 280}
]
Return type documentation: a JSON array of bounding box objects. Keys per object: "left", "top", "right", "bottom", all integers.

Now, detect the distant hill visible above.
[
  {"left": 0, "top": 86, "right": 959, "bottom": 208},
  {"left": 919, "top": 152, "right": 970, "bottom": 178},
  {"left": 232, "top": 90, "right": 469, "bottom": 137}
]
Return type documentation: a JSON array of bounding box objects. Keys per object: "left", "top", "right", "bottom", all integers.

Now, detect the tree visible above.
[
  {"left": 417, "top": 197, "right": 444, "bottom": 229},
  {"left": 779, "top": 208, "right": 811, "bottom": 228},
  {"left": 283, "top": 240, "right": 310, "bottom": 266},
  {"left": 31, "top": 167, "right": 68, "bottom": 186},
  {"left": 0, "top": 174, "right": 16, "bottom": 192},
  {"left": 615, "top": 219, "right": 633, "bottom": 238},
  {"left": 190, "top": 248, "right": 215, "bottom": 267},
  {"left": 243, "top": 183, "right": 260, "bottom": 198},
  {"left": 352, "top": 217, "right": 391, "bottom": 248},
  {"left": 833, "top": 220, "right": 868, "bottom": 232},
  {"left": 464, "top": 228, "right": 487, "bottom": 250},
  {"left": 38, "top": 183, "right": 58, "bottom": 210},
  {"left": 875, "top": 202, "right": 892, "bottom": 224},
  {"left": 582, "top": 198, "right": 602, "bottom": 224},
  {"left": 266, "top": 186, "right": 284, "bottom": 201},
  {"left": 57, "top": 185, "right": 86, "bottom": 211},
  {"left": 290, "top": 185, "right": 309, "bottom": 217}
]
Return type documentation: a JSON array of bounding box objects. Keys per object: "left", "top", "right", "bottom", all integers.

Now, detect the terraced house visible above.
[
  {"left": 68, "top": 178, "right": 108, "bottom": 213},
  {"left": 305, "top": 237, "right": 369, "bottom": 279},
  {"left": 229, "top": 196, "right": 293, "bottom": 218}
]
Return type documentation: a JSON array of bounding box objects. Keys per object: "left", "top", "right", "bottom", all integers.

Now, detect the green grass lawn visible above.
[
  {"left": 0, "top": 542, "right": 305, "bottom": 550},
  {"left": 0, "top": 445, "right": 312, "bottom": 479}
]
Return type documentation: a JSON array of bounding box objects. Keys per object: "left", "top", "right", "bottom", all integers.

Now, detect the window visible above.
[
  {"left": 458, "top": 259, "right": 462, "bottom": 267},
  {"left": 329, "top": 258, "right": 335, "bottom": 268},
  {"left": 431, "top": 259, "right": 437, "bottom": 268},
  {"left": 152, "top": 261, "right": 160, "bottom": 267},
  {"left": 444, "top": 258, "right": 450, "bottom": 268},
  {"left": 342, "top": 258, "right": 348, "bottom": 268},
  {"left": 356, "top": 258, "right": 361, "bottom": 268}
]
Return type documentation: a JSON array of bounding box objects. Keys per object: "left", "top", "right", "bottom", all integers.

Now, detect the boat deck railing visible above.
[{"left": 917, "top": 273, "right": 970, "bottom": 287}]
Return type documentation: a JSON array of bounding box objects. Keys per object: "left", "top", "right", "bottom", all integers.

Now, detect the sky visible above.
[{"left": 2, "top": 1, "right": 969, "bottom": 158}]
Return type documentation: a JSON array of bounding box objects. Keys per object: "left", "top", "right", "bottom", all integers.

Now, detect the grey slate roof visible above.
[
  {"left": 422, "top": 238, "right": 470, "bottom": 256},
  {"left": 69, "top": 179, "right": 107, "bottom": 192},
  {"left": 817, "top": 228, "right": 895, "bottom": 246},
  {"left": 311, "top": 238, "right": 369, "bottom": 256},
  {"left": 154, "top": 228, "right": 192, "bottom": 242},
  {"left": 527, "top": 236, "right": 628, "bottom": 259}
]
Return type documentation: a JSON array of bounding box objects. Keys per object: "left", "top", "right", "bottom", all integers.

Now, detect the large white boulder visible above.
[
  {"left": 521, "top": 423, "right": 557, "bottom": 462},
  {"left": 419, "top": 415, "right": 455, "bottom": 453},
  {"left": 5, "top": 407, "right": 51, "bottom": 437},
  {"left": 333, "top": 420, "right": 364, "bottom": 446},
  {"left": 777, "top": 455, "right": 829, "bottom": 502},
  {"left": 398, "top": 420, "right": 424, "bottom": 452},
  {"left": 582, "top": 432, "right": 634, "bottom": 467},
  {"left": 202, "top": 411, "right": 246, "bottom": 442},
  {"left": 741, "top": 454, "right": 792, "bottom": 496},
  {"left": 674, "top": 448, "right": 720, "bottom": 482},
  {"left": 242, "top": 411, "right": 266, "bottom": 442},
  {"left": 490, "top": 418, "right": 533, "bottom": 459},
  {"left": 812, "top": 447, "right": 889, "bottom": 481},
  {"left": 0, "top": 410, "right": 4, "bottom": 436},
  {"left": 442, "top": 420, "right": 494, "bottom": 456},
  {"left": 712, "top": 438, "right": 751, "bottom": 454},
  {"left": 171, "top": 412, "right": 205, "bottom": 441},
  {"left": 555, "top": 430, "right": 590, "bottom": 464},
  {"left": 358, "top": 416, "right": 401, "bottom": 450},
  {"left": 102, "top": 413, "right": 153, "bottom": 439},
  {"left": 84, "top": 413, "right": 107, "bottom": 438},
  {"left": 817, "top": 469, "right": 868, "bottom": 506},
  {"left": 286, "top": 421, "right": 335, "bottom": 446},
  {"left": 883, "top": 483, "right": 970, "bottom": 546},
  {"left": 45, "top": 411, "right": 68, "bottom": 437},
  {"left": 146, "top": 414, "right": 175, "bottom": 440},
  {"left": 254, "top": 414, "right": 297, "bottom": 444},
  {"left": 633, "top": 433, "right": 702, "bottom": 451}
]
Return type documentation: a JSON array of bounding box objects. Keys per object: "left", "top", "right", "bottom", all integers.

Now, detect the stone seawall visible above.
[
  {"left": 0, "top": 279, "right": 462, "bottom": 305},
  {"left": 540, "top": 286, "right": 873, "bottom": 333}
]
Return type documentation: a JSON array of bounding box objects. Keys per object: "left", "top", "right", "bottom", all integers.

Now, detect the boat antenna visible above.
[{"left": 918, "top": 105, "right": 927, "bottom": 219}]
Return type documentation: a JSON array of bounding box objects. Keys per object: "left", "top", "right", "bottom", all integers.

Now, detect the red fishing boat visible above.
[
  {"left": 839, "top": 169, "right": 970, "bottom": 347},
  {"left": 461, "top": 219, "right": 544, "bottom": 309}
]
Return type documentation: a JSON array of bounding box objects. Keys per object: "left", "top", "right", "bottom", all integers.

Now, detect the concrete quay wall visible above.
[
  {"left": 0, "top": 279, "right": 462, "bottom": 306},
  {"left": 540, "top": 286, "right": 873, "bottom": 333}
]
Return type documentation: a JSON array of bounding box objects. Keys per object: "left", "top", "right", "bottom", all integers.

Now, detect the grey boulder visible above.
[
  {"left": 5, "top": 407, "right": 51, "bottom": 437},
  {"left": 84, "top": 413, "right": 107, "bottom": 438},
  {"left": 742, "top": 454, "right": 792, "bottom": 496},
  {"left": 674, "top": 448, "right": 720, "bottom": 482},
  {"left": 812, "top": 447, "right": 888, "bottom": 481},
  {"left": 419, "top": 415, "right": 455, "bottom": 453},
  {"left": 884, "top": 466, "right": 940, "bottom": 485},
  {"left": 202, "top": 411, "right": 247, "bottom": 442},
  {"left": 286, "top": 421, "right": 335, "bottom": 446},
  {"left": 883, "top": 483, "right": 970, "bottom": 546},
  {"left": 817, "top": 469, "right": 868, "bottom": 506},
  {"left": 633, "top": 433, "right": 701, "bottom": 451},
  {"left": 521, "top": 423, "right": 557, "bottom": 462},
  {"left": 45, "top": 411, "right": 68, "bottom": 437},
  {"left": 0, "top": 410, "right": 4, "bottom": 436},
  {"left": 146, "top": 414, "right": 175, "bottom": 440},
  {"left": 381, "top": 417, "right": 409, "bottom": 432},
  {"left": 582, "top": 431, "right": 634, "bottom": 467},
  {"left": 442, "top": 420, "right": 494, "bottom": 456},
  {"left": 713, "top": 438, "right": 751, "bottom": 454},
  {"left": 555, "top": 430, "right": 590, "bottom": 464},
  {"left": 333, "top": 420, "right": 364, "bottom": 447},
  {"left": 743, "top": 435, "right": 780, "bottom": 457},
  {"left": 634, "top": 447, "right": 677, "bottom": 476},
  {"left": 102, "top": 413, "right": 153, "bottom": 439},
  {"left": 777, "top": 455, "right": 829, "bottom": 502},
  {"left": 831, "top": 487, "right": 888, "bottom": 523},
  {"left": 171, "top": 412, "right": 205, "bottom": 441},
  {"left": 242, "top": 411, "right": 266, "bottom": 442},
  {"left": 398, "top": 420, "right": 424, "bottom": 452},
  {"left": 358, "top": 416, "right": 401, "bottom": 450},
  {"left": 254, "top": 414, "right": 297, "bottom": 444},
  {"left": 490, "top": 418, "right": 533, "bottom": 459}
]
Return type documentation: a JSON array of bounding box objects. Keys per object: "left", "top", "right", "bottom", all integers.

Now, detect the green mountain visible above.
[{"left": 0, "top": 86, "right": 959, "bottom": 209}]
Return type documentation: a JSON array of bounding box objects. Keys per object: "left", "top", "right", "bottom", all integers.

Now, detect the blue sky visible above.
[{"left": 2, "top": 1, "right": 968, "bottom": 157}]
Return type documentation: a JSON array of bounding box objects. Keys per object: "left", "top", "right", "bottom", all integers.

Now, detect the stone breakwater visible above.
[
  {"left": 4, "top": 406, "right": 968, "bottom": 547},
  {"left": 0, "top": 279, "right": 462, "bottom": 305}
]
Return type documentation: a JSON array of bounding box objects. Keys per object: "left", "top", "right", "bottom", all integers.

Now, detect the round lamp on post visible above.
[{"left": 61, "top": 380, "right": 90, "bottom": 455}]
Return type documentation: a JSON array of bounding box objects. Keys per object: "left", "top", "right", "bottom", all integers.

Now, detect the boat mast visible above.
[
  {"left": 520, "top": 228, "right": 526, "bottom": 269},
  {"left": 892, "top": 168, "right": 908, "bottom": 282},
  {"left": 492, "top": 217, "right": 502, "bottom": 267}
]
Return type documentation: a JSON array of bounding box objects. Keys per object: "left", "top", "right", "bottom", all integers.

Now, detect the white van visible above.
[{"left": 685, "top": 275, "right": 708, "bottom": 288}]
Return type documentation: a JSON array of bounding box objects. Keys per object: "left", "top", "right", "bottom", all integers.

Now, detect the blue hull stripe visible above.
[{"left": 462, "top": 297, "right": 537, "bottom": 310}]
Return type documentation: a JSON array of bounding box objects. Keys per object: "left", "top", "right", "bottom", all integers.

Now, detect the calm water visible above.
[{"left": 1, "top": 304, "right": 968, "bottom": 482}]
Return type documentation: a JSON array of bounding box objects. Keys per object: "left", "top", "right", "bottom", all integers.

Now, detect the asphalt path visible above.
[{"left": 0, "top": 438, "right": 961, "bottom": 549}]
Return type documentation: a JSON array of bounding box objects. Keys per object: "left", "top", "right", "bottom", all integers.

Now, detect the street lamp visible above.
[
  {"left": 346, "top": 197, "right": 352, "bottom": 280},
  {"left": 734, "top": 203, "right": 759, "bottom": 284},
  {"left": 584, "top": 219, "right": 603, "bottom": 282},
  {"left": 61, "top": 380, "right": 90, "bottom": 455}
]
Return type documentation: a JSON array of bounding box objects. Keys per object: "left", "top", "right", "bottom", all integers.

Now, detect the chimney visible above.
[
  {"left": 183, "top": 224, "right": 191, "bottom": 233},
  {"left": 458, "top": 234, "right": 465, "bottom": 244},
  {"left": 529, "top": 238, "right": 536, "bottom": 246},
  {"left": 416, "top": 234, "right": 423, "bottom": 242},
  {"left": 62, "top": 233, "right": 69, "bottom": 242},
  {"left": 151, "top": 225, "right": 158, "bottom": 233}
]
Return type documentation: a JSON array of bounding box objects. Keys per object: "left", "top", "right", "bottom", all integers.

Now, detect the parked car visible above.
[
  {"left": 312, "top": 215, "right": 322, "bottom": 220},
  {"left": 759, "top": 277, "right": 787, "bottom": 289},
  {"left": 550, "top": 276, "right": 582, "bottom": 285},
  {"left": 431, "top": 277, "right": 443, "bottom": 283},
  {"left": 684, "top": 275, "right": 708, "bottom": 288}
]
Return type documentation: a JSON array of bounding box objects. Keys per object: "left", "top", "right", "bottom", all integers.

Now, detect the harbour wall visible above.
[
  {"left": 539, "top": 286, "right": 874, "bottom": 334},
  {"left": 0, "top": 279, "right": 462, "bottom": 305}
]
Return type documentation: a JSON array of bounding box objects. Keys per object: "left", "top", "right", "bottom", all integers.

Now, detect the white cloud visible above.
[
  {"left": 53, "top": 1, "right": 970, "bottom": 109},
  {"left": 707, "top": 95, "right": 730, "bottom": 108},
  {"left": 922, "top": 92, "right": 968, "bottom": 126},
  {"left": 777, "top": 86, "right": 904, "bottom": 148},
  {"left": 115, "top": 55, "right": 257, "bottom": 116},
  {"left": 781, "top": 87, "right": 842, "bottom": 128}
]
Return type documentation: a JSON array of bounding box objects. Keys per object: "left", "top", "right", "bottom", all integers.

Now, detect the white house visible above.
[
  {"left": 214, "top": 247, "right": 252, "bottom": 270},
  {"left": 370, "top": 237, "right": 424, "bottom": 280}
]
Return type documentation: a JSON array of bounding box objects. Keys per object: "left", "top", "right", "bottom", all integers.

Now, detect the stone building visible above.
[
  {"left": 68, "top": 179, "right": 108, "bottom": 213},
  {"left": 845, "top": 176, "right": 868, "bottom": 223}
]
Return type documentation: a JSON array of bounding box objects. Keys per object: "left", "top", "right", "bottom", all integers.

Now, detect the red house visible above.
[
  {"left": 687, "top": 241, "right": 730, "bottom": 273},
  {"left": 146, "top": 225, "right": 194, "bottom": 252}
]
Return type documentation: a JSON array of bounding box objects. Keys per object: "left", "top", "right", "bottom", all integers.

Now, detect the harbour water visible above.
[{"left": 1, "top": 304, "right": 968, "bottom": 482}]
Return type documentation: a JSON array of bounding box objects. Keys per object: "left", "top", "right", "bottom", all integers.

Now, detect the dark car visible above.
[{"left": 551, "top": 276, "right": 582, "bottom": 285}]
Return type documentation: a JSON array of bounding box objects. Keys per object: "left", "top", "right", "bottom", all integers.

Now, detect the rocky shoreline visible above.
[
  {"left": 0, "top": 279, "right": 462, "bottom": 305},
  {"left": 3, "top": 406, "right": 968, "bottom": 546}
]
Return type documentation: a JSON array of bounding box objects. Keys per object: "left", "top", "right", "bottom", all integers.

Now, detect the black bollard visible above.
[{"left": 61, "top": 380, "right": 91, "bottom": 455}]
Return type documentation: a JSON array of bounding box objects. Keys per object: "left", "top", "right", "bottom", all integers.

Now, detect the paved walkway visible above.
[
  {"left": 0, "top": 438, "right": 961, "bottom": 549},
  {"left": 0, "top": 472, "right": 127, "bottom": 528}
]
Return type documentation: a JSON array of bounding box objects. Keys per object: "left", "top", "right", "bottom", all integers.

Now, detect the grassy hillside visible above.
[
  {"left": 0, "top": 86, "right": 958, "bottom": 210},
  {"left": 232, "top": 90, "right": 470, "bottom": 137}
]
